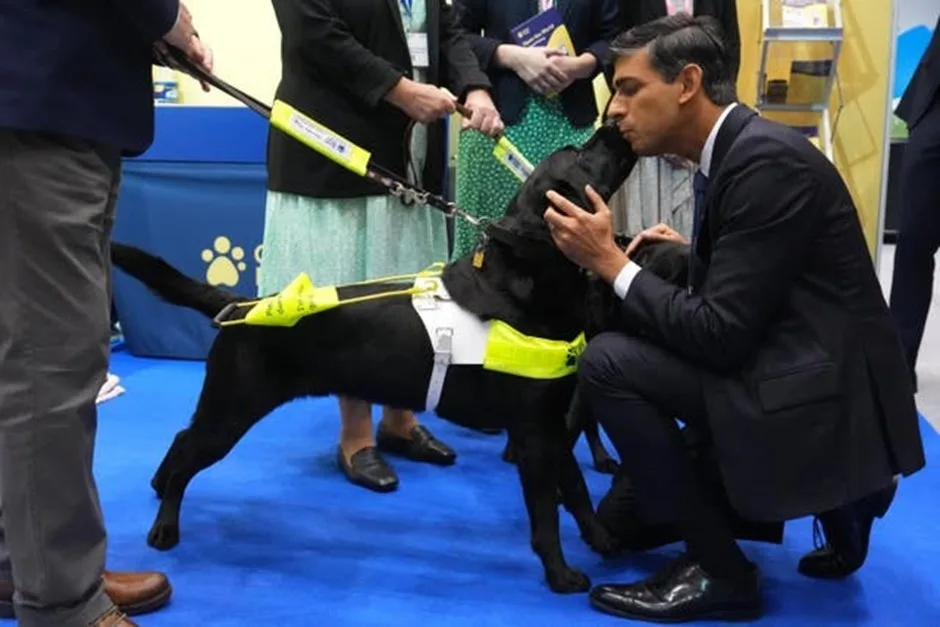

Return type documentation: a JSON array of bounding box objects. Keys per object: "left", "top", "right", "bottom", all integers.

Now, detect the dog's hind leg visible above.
[
  {"left": 583, "top": 418, "right": 619, "bottom": 475},
  {"left": 508, "top": 421, "right": 590, "bottom": 594},
  {"left": 556, "top": 448, "right": 618, "bottom": 556},
  {"left": 566, "top": 387, "right": 619, "bottom": 475},
  {"left": 147, "top": 372, "right": 284, "bottom": 551}
]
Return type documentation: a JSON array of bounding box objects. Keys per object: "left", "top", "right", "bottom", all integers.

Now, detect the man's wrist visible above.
[{"left": 595, "top": 249, "right": 630, "bottom": 285}]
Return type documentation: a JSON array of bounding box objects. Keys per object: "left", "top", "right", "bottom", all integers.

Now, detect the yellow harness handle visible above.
[{"left": 214, "top": 263, "right": 446, "bottom": 328}]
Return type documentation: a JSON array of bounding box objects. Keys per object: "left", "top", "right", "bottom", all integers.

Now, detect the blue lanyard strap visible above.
[{"left": 400, "top": 0, "right": 412, "bottom": 18}]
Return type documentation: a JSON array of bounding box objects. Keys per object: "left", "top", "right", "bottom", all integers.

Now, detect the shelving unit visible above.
[{"left": 756, "top": 0, "right": 845, "bottom": 160}]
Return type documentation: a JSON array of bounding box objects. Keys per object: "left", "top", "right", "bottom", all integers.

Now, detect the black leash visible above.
[{"left": 154, "top": 45, "right": 484, "bottom": 228}]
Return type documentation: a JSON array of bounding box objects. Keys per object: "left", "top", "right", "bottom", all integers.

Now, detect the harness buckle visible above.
[{"left": 433, "top": 327, "right": 454, "bottom": 364}]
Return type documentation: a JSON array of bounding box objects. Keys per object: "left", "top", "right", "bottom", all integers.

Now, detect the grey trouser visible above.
[{"left": 0, "top": 130, "right": 121, "bottom": 626}]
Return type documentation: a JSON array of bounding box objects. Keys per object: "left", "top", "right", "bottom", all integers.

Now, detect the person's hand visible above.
[
  {"left": 156, "top": 3, "right": 214, "bottom": 92},
  {"left": 385, "top": 78, "right": 457, "bottom": 123},
  {"left": 546, "top": 53, "right": 597, "bottom": 94},
  {"left": 624, "top": 223, "right": 688, "bottom": 258},
  {"left": 498, "top": 45, "right": 569, "bottom": 96},
  {"left": 543, "top": 185, "right": 629, "bottom": 284},
  {"left": 460, "top": 89, "right": 504, "bottom": 137}
]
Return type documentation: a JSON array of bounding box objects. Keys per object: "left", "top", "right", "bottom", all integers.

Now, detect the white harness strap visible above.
[
  {"left": 426, "top": 327, "right": 453, "bottom": 412},
  {"left": 411, "top": 277, "right": 490, "bottom": 412}
]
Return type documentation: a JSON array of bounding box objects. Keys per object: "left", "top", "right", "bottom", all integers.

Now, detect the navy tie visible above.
[{"left": 689, "top": 171, "right": 710, "bottom": 292}]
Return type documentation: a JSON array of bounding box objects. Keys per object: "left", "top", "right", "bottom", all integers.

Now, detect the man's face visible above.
[{"left": 607, "top": 50, "right": 689, "bottom": 156}]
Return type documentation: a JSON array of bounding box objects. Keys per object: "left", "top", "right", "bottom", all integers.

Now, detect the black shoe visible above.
[
  {"left": 798, "top": 478, "right": 898, "bottom": 579},
  {"left": 590, "top": 554, "right": 763, "bottom": 623},
  {"left": 337, "top": 446, "right": 399, "bottom": 493},
  {"left": 376, "top": 424, "right": 457, "bottom": 466}
]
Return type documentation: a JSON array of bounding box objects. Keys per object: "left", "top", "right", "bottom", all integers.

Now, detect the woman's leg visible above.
[{"left": 337, "top": 396, "right": 400, "bottom": 493}]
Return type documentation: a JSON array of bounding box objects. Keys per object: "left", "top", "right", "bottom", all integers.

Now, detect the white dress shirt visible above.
[{"left": 612, "top": 103, "right": 738, "bottom": 300}]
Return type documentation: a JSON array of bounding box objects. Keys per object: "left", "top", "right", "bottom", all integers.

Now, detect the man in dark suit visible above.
[
  {"left": 543, "top": 14, "right": 925, "bottom": 623},
  {"left": 889, "top": 17, "right": 940, "bottom": 391},
  {"left": 0, "top": 2, "right": 211, "bottom": 625}
]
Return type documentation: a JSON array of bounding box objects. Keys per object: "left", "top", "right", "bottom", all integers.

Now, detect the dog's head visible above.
[
  {"left": 441, "top": 121, "right": 638, "bottom": 338},
  {"left": 483, "top": 119, "right": 638, "bottom": 259}
]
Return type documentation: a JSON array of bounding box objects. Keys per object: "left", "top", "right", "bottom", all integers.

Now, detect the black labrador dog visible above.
[
  {"left": 110, "top": 121, "right": 682, "bottom": 594},
  {"left": 500, "top": 234, "right": 690, "bottom": 473}
]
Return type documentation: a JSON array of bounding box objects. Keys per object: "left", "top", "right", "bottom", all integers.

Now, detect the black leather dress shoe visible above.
[
  {"left": 338, "top": 446, "right": 399, "bottom": 492},
  {"left": 376, "top": 424, "right": 457, "bottom": 466},
  {"left": 798, "top": 478, "right": 898, "bottom": 579},
  {"left": 590, "top": 554, "right": 763, "bottom": 623}
]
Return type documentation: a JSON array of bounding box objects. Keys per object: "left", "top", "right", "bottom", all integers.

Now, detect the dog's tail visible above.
[{"left": 110, "top": 242, "right": 245, "bottom": 319}]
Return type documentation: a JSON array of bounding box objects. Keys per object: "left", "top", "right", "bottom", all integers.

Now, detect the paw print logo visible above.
[{"left": 202, "top": 236, "right": 247, "bottom": 287}]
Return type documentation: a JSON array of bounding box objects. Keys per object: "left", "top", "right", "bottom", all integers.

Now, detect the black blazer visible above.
[
  {"left": 619, "top": 0, "right": 741, "bottom": 81},
  {"left": 896, "top": 16, "right": 940, "bottom": 131},
  {"left": 620, "top": 106, "right": 925, "bottom": 522},
  {"left": 454, "top": 0, "right": 621, "bottom": 128},
  {"left": 267, "top": 0, "right": 492, "bottom": 199},
  {"left": 0, "top": 0, "right": 178, "bottom": 155}
]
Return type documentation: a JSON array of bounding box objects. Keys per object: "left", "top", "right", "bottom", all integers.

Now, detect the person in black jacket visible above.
[
  {"left": 544, "top": 14, "right": 923, "bottom": 623},
  {"left": 889, "top": 17, "right": 940, "bottom": 391},
  {"left": 263, "top": 0, "right": 503, "bottom": 494},
  {"left": 0, "top": 1, "right": 212, "bottom": 625}
]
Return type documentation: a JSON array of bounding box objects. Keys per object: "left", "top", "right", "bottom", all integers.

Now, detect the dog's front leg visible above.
[{"left": 509, "top": 429, "right": 590, "bottom": 594}]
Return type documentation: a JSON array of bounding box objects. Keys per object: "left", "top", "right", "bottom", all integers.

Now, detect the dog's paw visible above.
[
  {"left": 593, "top": 457, "right": 620, "bottom": 475},
  {"left": 147, "top": 522, "right": 180, "bottom": 551},
  {"left": 546, "top": 567, "right": 591, "bottom": 594}
]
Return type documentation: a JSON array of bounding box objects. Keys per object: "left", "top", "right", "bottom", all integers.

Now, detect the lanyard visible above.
[{"left": 400, "top": 0, "right": 412, "bottom": 19}]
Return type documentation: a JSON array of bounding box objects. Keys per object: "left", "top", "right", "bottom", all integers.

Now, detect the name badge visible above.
[{"left": 407, "top": 32, "right": 429, "bottom": 68}]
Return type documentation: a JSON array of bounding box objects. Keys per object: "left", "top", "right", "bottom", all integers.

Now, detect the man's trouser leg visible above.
[
  {"left": 889, "top": 105, "right": 940, "bottom": 378},
  {"left": 578, "top": 331, "right": 753, "bottom": 579},
  {"left": 0, "top": 130, "right": 121, "bottom": 626}
]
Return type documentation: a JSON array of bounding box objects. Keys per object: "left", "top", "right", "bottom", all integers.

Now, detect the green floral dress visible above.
[
  {"left": 451, "top": 95, "right": 595, "bottom": 260},
  {"left": 258, "top": 0, "right": 447, "bottom": 295}
]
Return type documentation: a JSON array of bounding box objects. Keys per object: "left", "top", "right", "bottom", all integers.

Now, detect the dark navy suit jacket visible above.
[
  {"left": 0, "top": 0, "right": 179, "bottom": 155},
  {"left": 896, "top": 16, "right": 940, "bottom": 131}
]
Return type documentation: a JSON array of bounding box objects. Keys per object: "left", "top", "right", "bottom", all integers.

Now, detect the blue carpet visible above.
[{"left": 19, "top": 351, "right": 940, "bottom": 625}]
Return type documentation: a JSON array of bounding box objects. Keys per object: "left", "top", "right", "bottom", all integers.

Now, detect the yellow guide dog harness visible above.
[{"left": 215, "top": 268, "right": 586, "bottom": 412}]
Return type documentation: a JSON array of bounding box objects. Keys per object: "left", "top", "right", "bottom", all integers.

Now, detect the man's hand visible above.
[
  {"left": 544, "top": 185, "right": 629, "bottom": 284},
  {"left": 385, "top": 78, "right": 457, "bottom": 123},
  {"left": 624, "top": 223, "right": 688, "bottom": 258},
  {"left": 497, "top": 45, "right": 569, "bottom": 96},
  {"left": 157, "top": 3, "right": 214, "bottom": 92},
  {"left": 460, "top": 89, "right": 504, "bottom": 137}
]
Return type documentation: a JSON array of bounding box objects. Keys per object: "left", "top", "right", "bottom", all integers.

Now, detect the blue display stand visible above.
[{"left": 111, "top": 106, "right": 268, "bottom": 360}]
